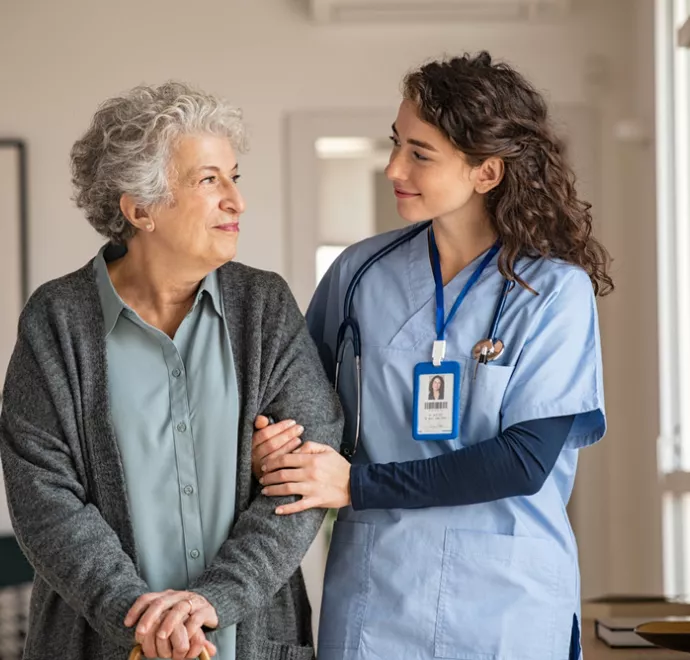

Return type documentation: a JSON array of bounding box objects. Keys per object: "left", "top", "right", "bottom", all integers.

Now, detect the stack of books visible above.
[
  {"left": 584, "top": 594, "right": 690, "bottom": 621},
  {"left": 595, "top": 617, "right": 657, "bottom": 648},
  {"left": 584, "top": 595, "right": 690, "bottom": 649}
]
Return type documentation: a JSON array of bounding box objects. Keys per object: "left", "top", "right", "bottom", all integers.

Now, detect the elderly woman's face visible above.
[{"left": 149, "top": 134, "right": 245, "bottom": 268}]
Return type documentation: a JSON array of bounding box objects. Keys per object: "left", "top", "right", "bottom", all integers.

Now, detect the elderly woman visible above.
[{"left": 0, "top": 82, "right": 342, "bottom": 660}]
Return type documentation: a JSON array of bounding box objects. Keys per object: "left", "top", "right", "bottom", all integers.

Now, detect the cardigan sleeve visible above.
[{"left": 189, "top": 273, "right": 344, "bottom": 628}]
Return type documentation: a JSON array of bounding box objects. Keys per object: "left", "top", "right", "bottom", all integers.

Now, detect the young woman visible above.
[{"left": 253, "top": 51, "right": 611, "bottom": 660}]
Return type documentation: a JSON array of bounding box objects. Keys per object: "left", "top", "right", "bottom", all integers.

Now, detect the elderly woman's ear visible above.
[{"left": 119, "top": 194, "right": 153, "bottom": 233}]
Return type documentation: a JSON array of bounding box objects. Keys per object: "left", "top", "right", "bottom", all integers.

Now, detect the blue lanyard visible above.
[{"left": 429, "top": 228, "right": 500, "bottom": 341}]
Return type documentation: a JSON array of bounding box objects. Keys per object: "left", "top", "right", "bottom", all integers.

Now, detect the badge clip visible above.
[{"left": 432, "top": 340, "right": 446, "bottom": 367}]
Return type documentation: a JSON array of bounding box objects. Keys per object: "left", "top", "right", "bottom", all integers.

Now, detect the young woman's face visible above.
[
  {"left": 385, "top": 100, "right": 481, "bottom": 224},
  {"left": 432, "top": 378, "right": 442, "bottom": 392}
]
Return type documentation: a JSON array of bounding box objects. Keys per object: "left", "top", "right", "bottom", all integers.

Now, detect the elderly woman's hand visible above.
[
  {"left": 125, "top": 590, "right": 218, "bottom": 659},
  {"left": 136, "top": 623, "right": 216, "bottom": 660},
  {"left": 259, "top": 442, "right": 352, "bottom": 514},
  {"left": 252, "top": 416, "right": 304, "bottom": 479}
]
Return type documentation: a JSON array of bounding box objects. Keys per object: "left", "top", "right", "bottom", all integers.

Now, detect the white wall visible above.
[
  {"left": 0, "top": 0, "right": 635, "bottom": 285},
  {"left": 0, "top": 0, "right": 662, "bottom": 597},
  {"left": 609, "top": 0, "right": 662, "bottom": 594},
  {"left": 571, "top": 0, "right": 662, "bottom": 599},
  {"left": 318, "top": 158, "right": 374, "bottom": 245}
]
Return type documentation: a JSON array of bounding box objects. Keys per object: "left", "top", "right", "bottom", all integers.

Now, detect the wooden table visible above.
[{"left": 582, "top": 619, "right": 688, "bottom": 659}]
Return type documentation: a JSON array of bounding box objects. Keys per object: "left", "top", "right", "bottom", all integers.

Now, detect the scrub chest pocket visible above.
[{"left": 459, "top": 361, "right": 515, "bottom": 445}]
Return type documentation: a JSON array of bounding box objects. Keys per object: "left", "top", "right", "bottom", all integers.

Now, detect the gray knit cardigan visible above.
[{"left": 0, "top": 257, "right": 344, "bottom": 660}]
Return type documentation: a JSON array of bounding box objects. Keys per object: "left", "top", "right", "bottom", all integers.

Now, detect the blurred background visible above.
[{"left": 1, "top": 0, "right": 689, "bottom": 654}]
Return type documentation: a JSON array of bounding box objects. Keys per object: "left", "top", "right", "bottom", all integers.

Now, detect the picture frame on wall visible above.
[{"left": 0, "top": 140, "right": 29, "bottom": 405}]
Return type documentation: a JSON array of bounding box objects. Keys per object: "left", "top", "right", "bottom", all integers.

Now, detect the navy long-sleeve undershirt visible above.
[{"left": 350, "top": 415, "right": 575, "bottom": 510}]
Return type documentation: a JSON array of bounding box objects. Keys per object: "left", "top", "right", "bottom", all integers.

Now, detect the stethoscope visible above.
[{"left": 334, "top": 220, "right": 512, "bottom": 458}]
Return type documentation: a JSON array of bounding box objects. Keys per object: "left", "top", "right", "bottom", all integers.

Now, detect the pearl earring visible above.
[{"left": 146, "top": 224, "right": 153, "bottom": 231}]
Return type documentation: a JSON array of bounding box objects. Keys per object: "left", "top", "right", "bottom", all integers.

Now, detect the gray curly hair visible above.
[{"left": 70, "top": 81, "right": 247, "bottom": 243}]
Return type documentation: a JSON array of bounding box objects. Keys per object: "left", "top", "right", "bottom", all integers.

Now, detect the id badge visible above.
[{"left": 412, "top": 361, "right": 461, "bottom": 441}]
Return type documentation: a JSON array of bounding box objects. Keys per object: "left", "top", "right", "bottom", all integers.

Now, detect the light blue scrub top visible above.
[
  {"left": 95, "top": 246, "right": 239, "bottom": 660},
  {"left": 307, "top": 224, "right": 606, "bottom": 660}
]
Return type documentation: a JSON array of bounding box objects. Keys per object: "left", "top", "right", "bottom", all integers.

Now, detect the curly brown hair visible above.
[{"left": 403, "top": 51, "right": 613, "bottom": 296}]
